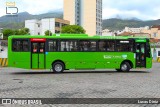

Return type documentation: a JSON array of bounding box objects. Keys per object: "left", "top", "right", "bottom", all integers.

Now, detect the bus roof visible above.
[{"left": 8, "top": 34, "right": 149, "bottom": 40}]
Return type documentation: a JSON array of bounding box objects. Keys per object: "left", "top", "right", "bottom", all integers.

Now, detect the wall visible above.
[
  {"left": 41, "top": 18, "right": 55, "bottom": 35},
  {"left": 63, "top": 0, "right": 75, "bottom": 25},
  {"left": 0, "top": 46, "right": 8, "bottom": 58}
]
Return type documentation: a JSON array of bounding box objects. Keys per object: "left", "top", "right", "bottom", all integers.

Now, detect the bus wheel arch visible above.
[
  {"left": 52, "top": 60, "right": 65, "bottom": 73},
  {"left": 120, "top": 60, "right": 133, "bottom": 72}
]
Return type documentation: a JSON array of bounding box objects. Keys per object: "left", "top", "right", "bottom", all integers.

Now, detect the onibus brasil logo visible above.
[{"left": 6, "top": 1, "right": 19, "bottom": 15}]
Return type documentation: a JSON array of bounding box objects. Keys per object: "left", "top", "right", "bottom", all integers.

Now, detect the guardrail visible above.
[{"left": 0, "top": 58, "right": 8, "bottom": 67}]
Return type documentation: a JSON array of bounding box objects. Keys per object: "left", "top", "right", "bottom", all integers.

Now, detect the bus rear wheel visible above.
[
  {"left": 52, "top": 62, "right": 64, "bottom": 73},
  {"left": 120, "top": 62, "right": 131, "bottom": 72}
]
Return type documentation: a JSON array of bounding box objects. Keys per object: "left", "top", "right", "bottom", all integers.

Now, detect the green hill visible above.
[
  {"left": 103, "top": 18, "right": 160, "bottom": 31},
  {"left": 0, "top": 12, "right": 63, "bottom": 29},
  {"left": 0, "top": 12, "right": 160, "bottom": 31}
]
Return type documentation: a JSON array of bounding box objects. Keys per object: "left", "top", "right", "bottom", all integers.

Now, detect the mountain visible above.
[
  {"left": 0, "top": 11, "right": 63, "bottom": 23},
  {"left": 1, "top": 11, "right": 160, "bottom": 31},
  {"left": 0, "top": 11, "right": 63, "bottom": 29},
  {"left": 103, "top": 18, "right": 160, "bottom": 31},
  {"left": 48, "top": 8, "right": 63, "bottom": 13}
]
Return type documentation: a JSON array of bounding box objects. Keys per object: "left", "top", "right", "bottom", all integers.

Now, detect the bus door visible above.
[
  {"left": 135, "top": 43, "right": 146, "bottom": 68},
  {"left": 31, "top": 39, "right": 46, "bottom": 69}
]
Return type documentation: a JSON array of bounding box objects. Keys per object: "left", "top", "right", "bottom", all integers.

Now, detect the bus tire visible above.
[
  {"left": 120, "top": 62, "right": 131, "bottom": 72},
  {"left": 52, "top": 62, "right": 64, "bottom": 73}
]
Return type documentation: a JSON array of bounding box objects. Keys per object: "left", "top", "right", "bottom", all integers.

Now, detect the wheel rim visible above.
[
  {"left": 121, "top": 64, "right": 127, "bottom": 71},
  {"left": 55, "top": 64, "right": 62, "bottom": 72}
]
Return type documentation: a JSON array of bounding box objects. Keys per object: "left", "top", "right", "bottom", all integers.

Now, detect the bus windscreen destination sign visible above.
[
  {"left": 135, "top": 39, "right": 146, "bottom": 42},
  {"left": 30, "top": 38, "right": 46, "bottom": 42}
]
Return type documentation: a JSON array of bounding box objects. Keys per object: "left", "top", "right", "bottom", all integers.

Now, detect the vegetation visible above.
[
  {"left": 61, "top": 25, "right": 86, "bottom": 34},
  {"left": 45, "top": 30, "right": 52, "bottom": 36},
  {"left": 2, "top": 28, "right": 30, "bottom": 39},
  {"left": 103, "top": 18, "right": 160, "bottom": 30}
]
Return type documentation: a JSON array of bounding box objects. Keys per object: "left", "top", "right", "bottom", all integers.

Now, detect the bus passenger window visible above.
[
  {"left": 69, "top": 41, "right": 78, "bottom": 51},
  {"left": 48, "top": 41, "right": 57, "bottom": 52},
  {"left": 23, "top": 41, "right": 29, "bottom": 51},
  {"left": 12, "top": 39, "right": 29, "bottom": 52},
  {"left": 107, "top": 41, "right": 115, "bottom": 51},
  {"left": 99, "top": 41, "right": 106, "bottom": 51},
  {"left": 116, "top": 40, "right": 133, "bottom": 52},
  {"left": 90, "top": 41, "right": 96, "bottom": 51},
  {"left": 79, "top": 40, "right": 90, "bottom": 51}
]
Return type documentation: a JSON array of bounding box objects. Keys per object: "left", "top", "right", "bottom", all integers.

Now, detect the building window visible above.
[
  {"left": 55, "top": 30, "right": 60, "bottom": 33},
  {"left": 38, "top": 24, "right": 40, "bottom": 27},
  {"left": 153, "top": 33, "right": 157, "bottom": 37},
  {"left": 55, "top": 22, "right": 60, "bottom": 27}
]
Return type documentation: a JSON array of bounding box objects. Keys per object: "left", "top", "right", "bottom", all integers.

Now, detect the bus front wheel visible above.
[
  {"left": 120, "top": 62, "right": 131, "bottom": 72},
  {"left": 52, "top": 62, "right": 64, "bottom": 73}
]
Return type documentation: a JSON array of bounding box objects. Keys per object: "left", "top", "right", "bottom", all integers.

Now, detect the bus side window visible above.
[
  {"left": 99, "top": 41, "right": 106, "bottom": 51},
  {"left": 79, "top": 40, "right": 90, "bottom": 51},
  {"left": 107, "top": 41, "right": 115, "bottom": 51},
  {"left": 48, "top": 41, "right": 57, "bottom": 52},
  {"left": 23, "top": 41, "right": 29, "bottom": 51}
]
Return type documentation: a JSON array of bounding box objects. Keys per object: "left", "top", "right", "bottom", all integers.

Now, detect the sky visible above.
[{"left": 0, "top": 0, "right": 160, "bottom": 20}]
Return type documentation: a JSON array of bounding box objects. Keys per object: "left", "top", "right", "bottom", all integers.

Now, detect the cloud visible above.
[
  {"left": 18, "top": 0, "right": 63, "bottom": 14},
  {"left": 102, "top": 0, "right": 160, "bottom": 20},
  {"left": 0, "top": 0, "right": 63, "bottom": 16},
  {"left": 0, "top": 0, "right": 160, "bottom": 20}
]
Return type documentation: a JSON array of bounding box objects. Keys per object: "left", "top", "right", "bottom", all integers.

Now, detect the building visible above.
[
  {"left": 118, "top": 32, "right": 134, "bottom": 36},
  {"left": 150, "top": 39, "right": 160, "bottom": 60},
  {"left": 64, "top": 0, "right": 102, "bottom": 36},
  {"left": 0, "top": 40, "right": 8, "bottom": 58},
  {"left": 124, "top": 26, "right": 149, "bottom": 33},
  {"left": 142, "top": 25, "right": 160, "bottom": 39},
  {"left": 102, "top": 29, "right": 114, "bottom": 36},
  {"left": 25, "top": 18, "right": 70, "bottom": 35},
  {"left": 133, "top": 33, "right": 150, "bottom": 38}
]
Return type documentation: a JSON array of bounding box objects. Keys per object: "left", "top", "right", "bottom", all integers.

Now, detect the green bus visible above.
[{"left": 8, "top": 34, "right": 152, "bottom": 73}]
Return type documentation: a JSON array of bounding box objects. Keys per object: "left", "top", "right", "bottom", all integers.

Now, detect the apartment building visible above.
[
  {"left": 142, "top": 25, "right": 160, "bottom": 39},
  {"left": 124, "top": 26, "right": 149, "bottom": 33},
  {"left": 64, "top": 0, "right": 102, "bottom": 36},
  {"left": 25, "top": 18, "right": 70, "bottom": 35}
]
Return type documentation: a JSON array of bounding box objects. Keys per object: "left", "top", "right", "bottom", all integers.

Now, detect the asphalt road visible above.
[{"left": 0, "top": 63, "right": 160, "bottom": 107}]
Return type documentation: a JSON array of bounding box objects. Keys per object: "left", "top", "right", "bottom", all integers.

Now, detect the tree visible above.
[
  {"left": 45, "top": 30, "right": 52, "bottom": 36},
  {"left": 13, "top": 28, "right": 30, "bottom": 35},
  {"left": 23, "top": 28, "right": 30, "bottom": 34},
  {"left": 18, "top": 29, "right": 27, "bottom": 35},
  {"left": 61, "top": 25, "right": 86, "bottom": 34},
  {"left": 2, "top": 29, "right": 14, "bottom": 39}
]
